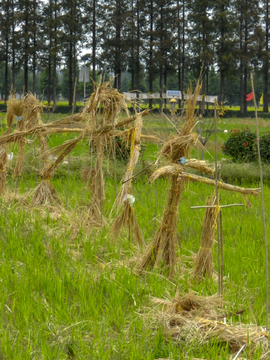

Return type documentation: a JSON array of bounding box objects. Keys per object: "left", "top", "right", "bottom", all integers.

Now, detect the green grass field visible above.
[{"left": 0, "top": 112, "right": 269, "bottom": 359}]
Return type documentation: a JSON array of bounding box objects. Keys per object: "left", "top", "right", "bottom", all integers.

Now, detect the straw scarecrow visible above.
[
  {"left": 0, "top": 94, "right": 19, "bottom": 194},
  {"left": 136, "top": 79, "right": 261, "bottom": 277},
  {"left": 136, "top": 79, "right": 204, "bottom": 276},
  {"left": 110, "top": 113, "right": 144, "bottom": 245},
  {"left": 86, "top": 82, "right": 130, "bottom": 223}
]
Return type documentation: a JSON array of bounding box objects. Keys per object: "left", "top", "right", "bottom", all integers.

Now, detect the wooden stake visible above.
[
  {"left": 220, "top": 210, "right": 224, "bottom": 296},
  {"left": 251, "top": 72, "right": 269, "bottom": 331},
  {"left": 153, "top": 178, "right": 159, "bottom": 236},
  {"left": 214, "top": 99, "right": 221, "bottom": 297}
]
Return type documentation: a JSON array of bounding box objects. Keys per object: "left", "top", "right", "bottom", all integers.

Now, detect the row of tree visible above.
[{"left": 0, "top": 0, "right": 269, "bottom": 112}]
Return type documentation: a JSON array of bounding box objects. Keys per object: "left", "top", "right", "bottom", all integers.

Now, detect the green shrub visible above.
[
  {"left": 222, "top": 127, "right": 256, "bottom": 162},
  {"left": 254, "top": 133, "right": 270, "bottom": 162},
  {"left": 223, "top": 127, "right": 270, "bottom": 163}
]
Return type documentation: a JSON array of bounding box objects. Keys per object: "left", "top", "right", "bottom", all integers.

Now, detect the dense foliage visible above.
[
  {"left": 223, "top": 127, "right": 270, "bottom": 163},
  {"left": 0, "top": 0, "right": 269, "bottom": 112}
]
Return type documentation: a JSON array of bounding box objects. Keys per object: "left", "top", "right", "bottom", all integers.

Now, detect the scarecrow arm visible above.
[{"left": 179, "top": 172, "right": 260, "bottom": 196}]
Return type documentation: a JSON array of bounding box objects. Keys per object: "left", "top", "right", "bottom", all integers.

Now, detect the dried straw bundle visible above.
[
  {"left": 165, "top": 315, "right": 268, "bottom": 354},
  {"left": 0, "top": 147, "right": 7, "bottom": 195},
  {"left": 182, "top": 79, "right": 202, "bottom": 135},
  {"left": 6, "top": 94, "right": 17, "bottom": 129},
  {"left": 140, "top": 134, "right": 161, "bottom": 143},
  {"left": 111, "top": 199, "right": 143, "bottom": 245},
  {"left": 48, "top": 113, "right": 89, "bottom": 129},
  {"left": 0, "top": 96, "right": 17, "bottom": 194},
  {"left": 31, "top": 180, "right": 60, "bottom": 207},
  {"left": 36, "top": 112, "right": 49, "bottom": 165},
  {"left": 99, "top": 86, "right": 129, "bottom": 120},
  {"left": 193, "top": 196, "right": 219, "bottom": 278},
  {"left": 88, "top": 136, "right": 105, "bottom": 221},
  {"left": 0, "top": 110, "right": 149, "bottom": 148},
  {"left": 116, "top": 115, "right": 143, "bottom": 206},
  {"left": 151, "top": 291, "right": 269, "bottom": 356},
  {"left": 161, "top": 79, "right": 202, "bottom": 162},
  {"left": 12, "top": 97, "right": 27, "bottom": 178},
  {"left": 149, "top": 164, "right": 182, "bottom": 183},
  {"left": 42, "top": 134, "right": 84, "bottom": 180},
  {"left": 85, "top": 81, "right": 111, "bottom": 115},
  {"left": 24, "top": 93, "right": 43, "bottom": 128},
  {"left": 13, "top": 117, "right": 26, "bottom": 178},
  {"left": 184, "top": 158, "right": 214, "bottom": 175},
  {"left": 137, "top": 80, "right": 203, "bottom": 276},
  {"left": 6, "top": 96, "right": 25, "bottom": 118},
  {"left": 178, "top": 172, "right": 261, "bottom": 196},
  {"left": 136, "top": 176, "right": 182, "bottom": 276},
  {"left": 161, "top": 133, "right": 199, "bottom": 162},
  {"left": 152, "top": 290, "right": 221, "bottom": 319}
]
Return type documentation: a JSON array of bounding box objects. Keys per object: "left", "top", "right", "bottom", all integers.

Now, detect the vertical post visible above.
[
  {"left": 251, "top": 72, "right": 269, "bottom": 331},
  {"left": 214, "top": 99, "right": 221, "bottom": 297},
  {"left": 220, "top": 210, "right": 224, "bottom": 296}
]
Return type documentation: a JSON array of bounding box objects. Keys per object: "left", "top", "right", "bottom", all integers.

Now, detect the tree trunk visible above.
[
  {"left": 33, "top": 1, "right": 37, "bottom": 95},
  {"left": 131, "top": 0, "right": 135, "bottom": 91},
  {"left": 177, "top": 0, "right": 181, "bottom": 109},
  {"left": 159, "top": 65, "right": 163, "bottom": 112},
  {"left": 24, "top": 4, "right": 29, "bottom": 94},
  {"left": 4, "top": 36, "right": 9, "bottom": 103},
  {"left": 243, "top": 16, "right": 248, "bottom": 113},
  {"left": 264, "top": 0, "right": 269, "bottom": 113},
  {"left": 48, "top": 0, "right": 52, "bottom": 104},
  {"left": 92, "top": 0, "right": 96, "bottom": 83},
  {"left": 136, "top": 0, "right": 140, "bottom": 104},
  {"left": 11, "top": 0, "right": 15, "bottom": 90},
  {"left": 53, "top": 55, "right": 57, "bottom": 111},
  {"left": 68, "top": 35, "right": 73, "bottom": 106},
  {"left": 181, "top": 0, "right": 185, "bottom": 104},
  {"left": 73, "top": 41, "right": 77, "bottom": 106},
  {"left": 53, "top": 0, "right": 57, "bottom": 110},
  {"left": 239, "top": 8, "right": 244, "bottom": 112},
  {"left": 220, "top": 4, "right": 225, "bottom": 104},
  {"left": 159, "top": 4, "right": 164, "bottom": 111},
  {"left": 149, "top": 0, "right": 154, "bottom": 110}
]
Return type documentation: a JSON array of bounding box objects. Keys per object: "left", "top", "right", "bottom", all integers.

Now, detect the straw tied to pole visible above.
[{"left": 135, "top": 77, "right": 261, "bottom": 278}]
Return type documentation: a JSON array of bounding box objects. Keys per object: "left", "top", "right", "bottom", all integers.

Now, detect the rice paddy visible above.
[{"left": 0, "top": 86, "right": 269, "bottom": 359}]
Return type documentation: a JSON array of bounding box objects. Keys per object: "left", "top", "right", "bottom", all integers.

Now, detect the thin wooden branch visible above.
[
  {"left": 190, "top": 204, "right": 244, "bottom": 209},
  {"left": 251, "top": 72, "right": 269, "bottom": 331}
]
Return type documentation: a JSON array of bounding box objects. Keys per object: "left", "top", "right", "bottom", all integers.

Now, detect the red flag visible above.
[{"left": 246, "top": 92, "right": 253, "bottom": 101}]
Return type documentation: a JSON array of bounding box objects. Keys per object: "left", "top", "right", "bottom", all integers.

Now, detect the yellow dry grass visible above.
[{"left": 193, "top": 196, "right": 218, "bottom": 278}]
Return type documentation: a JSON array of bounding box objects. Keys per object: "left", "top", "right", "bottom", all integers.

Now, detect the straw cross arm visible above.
[
  {"left": 149, "top": 164, "right": 184, "bottom": 183},
  {"left": 178, "top": 172, "right": 261, "bottom": 196},
  {"left": 149, "top": 161, "right": 214, "bottom": 183}
]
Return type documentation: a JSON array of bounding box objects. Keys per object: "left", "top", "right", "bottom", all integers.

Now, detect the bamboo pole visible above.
[
  {"left": 250, "top": 72, "right": 269, "bottom": 331},
  {"left": 214, "top": 99, "right": 221, "bottom": 298},
  {"left": 190, "top": 204, "right": 244, "bottom": 209}
]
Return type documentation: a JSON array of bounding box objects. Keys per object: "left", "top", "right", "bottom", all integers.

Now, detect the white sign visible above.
[{"left": 79, "top": 66, "right": 89, "bottom": 82}]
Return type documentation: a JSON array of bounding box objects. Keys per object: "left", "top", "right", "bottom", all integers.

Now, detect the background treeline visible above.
[{"left": 0, "top": 0, "right": 269, "bottom": 112}]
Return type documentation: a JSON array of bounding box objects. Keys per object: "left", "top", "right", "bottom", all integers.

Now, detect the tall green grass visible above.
[{"left": 0, "top": 112, "right": 269, "bottom": 358}]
